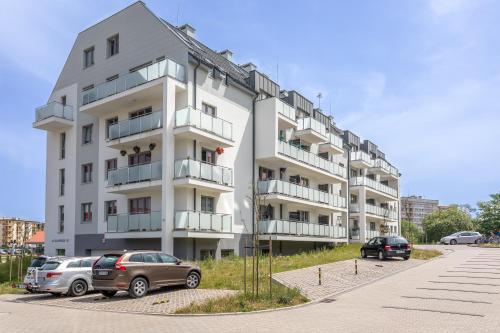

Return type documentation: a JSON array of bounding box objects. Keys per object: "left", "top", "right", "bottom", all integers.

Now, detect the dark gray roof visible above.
[{"left": 160, "top": 19, "right": 251, "bottom": 88}]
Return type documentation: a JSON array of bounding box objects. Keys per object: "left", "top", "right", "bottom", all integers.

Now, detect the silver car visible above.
[
  {"left": 440, "top": 231, "right": 482, "bottom": 245},
  {"left": 28, "top": 257, "right": 98, "bottom": 296}
]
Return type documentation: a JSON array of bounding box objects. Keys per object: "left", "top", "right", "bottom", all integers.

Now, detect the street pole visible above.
[
  {"left": 269, "top": 237, "right": 272, "bottom": 298},
  {"left": 244, "top": 239, "right": 247, "bottom": 294}
]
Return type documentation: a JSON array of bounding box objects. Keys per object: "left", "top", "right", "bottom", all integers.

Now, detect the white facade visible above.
[{"left": 33, "top": 2, "right": 400, "bottom": 259}]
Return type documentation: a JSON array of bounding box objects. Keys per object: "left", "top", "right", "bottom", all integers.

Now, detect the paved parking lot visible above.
[{"left": 1, "top": 245, "right": 499, "bottom": 333}]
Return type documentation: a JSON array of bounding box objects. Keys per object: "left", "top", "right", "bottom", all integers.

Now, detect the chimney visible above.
[
  {"left": 178, "top": 23, "right": 196, "bottom": 38},
  {"left": 241, "top": 62, "right": 257, "bottom": 72},
  {"left": 219, "top": 49, "right": 233, "bottom": 61}
]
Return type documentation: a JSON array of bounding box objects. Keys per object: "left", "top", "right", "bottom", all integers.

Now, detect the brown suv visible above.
[{"left": 92, "top": 251, "right": 201, "bottom": 298}]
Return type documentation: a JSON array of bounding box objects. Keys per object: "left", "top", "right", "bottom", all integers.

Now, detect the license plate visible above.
[
  {"left": 98, "top": 271, "right": 108, "bottom": 276},
  {"left": 396, "top": 250, "right": 404, "bottom": 254}
]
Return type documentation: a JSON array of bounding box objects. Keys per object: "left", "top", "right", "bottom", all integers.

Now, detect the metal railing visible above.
[
  {"left": 276, "top": 99, "right": 296, "bottom": 121},
  {"left": 350, "top": 203, "right": 398, "bottom": 220},
  {"left": 278, "top": 140, "right": 347, "bottom": 178},
  {"left": 107, "top": 211, "right": 161, "bottom": 233},
  {"left": 82, "top": 58, "right": 186, "bottom": 105},
  {"left": 35, "top": 101, "right": 73, "bottom": 122},
  {"left": 258, "top": 180, "right": 346, "bottom": 208},
  {"left": 174, "top": 159, "right": 233, "bottom": 186},
  {"left": 351, "top": 151, "right": 373, "bottom": 166},
  {"left": 296, "top": 117, "right": 327, "bottom": 137},
  {"left": 259, "top": 220, "right": 347, "bottom": 238},
  {"left": 108, "top": 110, "right": 162, "bottom": 140},
  {"left": 349, "top": 177, "right": 398, "bottom": 198},
  {"left": 326, "top": 133, "right": 344, "bottom": 150},
  {"left": 175, "top": 106, "right": 233, "bottom": 141},
  {"left": 107, "top": 161, "right": 162, "bottom": 186},
  {"left": 174, "top": 211, "right": 232, "bottom": 233}
]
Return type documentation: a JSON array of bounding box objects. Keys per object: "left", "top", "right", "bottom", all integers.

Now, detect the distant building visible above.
[
  {"left": 26, "top": 230, "right": 45, "bottom": 254},
  {"left": 401, "top": 196, "right": 439, "bottom": 227},
  {"left": 0, "top": 218, "right": 44, "bottom": 247}
]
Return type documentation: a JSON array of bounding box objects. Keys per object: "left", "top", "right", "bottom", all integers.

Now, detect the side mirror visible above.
[{"left": 176, "top": 260, "right": 182, "bottom": 265}]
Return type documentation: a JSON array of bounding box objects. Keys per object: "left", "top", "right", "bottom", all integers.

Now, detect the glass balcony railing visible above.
[
  {"left": 351, "top": 151, "right": 373, "bottom": 166},
  {"left": 349, "top": 177, "right": 398, "bottom": 198},
  {"left": 366, "top": 229, "right": 380, "bottom": 239},
  {"left": 35, "top": 101, "right": 73, "bottom": 122},
  {"left": 259, "top": 220, "right": 347, "bottom": 238},
  {"left": 174, "top": 211, "right": 232, "bottom": 233},
  {"left": 296, "top": 117, "right": 327, "bottom": 137},
  {"left": 107, "top": 161, "right": 162, "bottom": 186},
  {"left": 108, "top": 110, "right": 162, "bottom": 140},
  {"left": 350, "top": 203, "right": 398, "bottom": 220},
  {"left": 175, "top": 106, "right": 233, "bottom": 141},
  {"left": 258, "top": 180, "right": 346, "bottom": 208},
  {"left": 107, "top": 211, "right": 161, "bottom": 233},
  {"left": 82, "top": 58, "right": 186, "bottom": 105},
  {"left": 174, "top": 159, "right": 233, "bottom": 186},
  {"left": 326, "top": 133, "right": 343, "bottom": 150},
  {"left": 277, "top": 99, "right": 296, "bottom": 121},
  {"left": 278, "top": 140, "right": 347, "bottom": 178}
]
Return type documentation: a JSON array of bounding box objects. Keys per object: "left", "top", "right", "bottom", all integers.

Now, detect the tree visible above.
[
  {"left": 422, "top": 206, "right": 474, "bottom": 242},
  {"left": 476, "top": 193, "right": 500, "bottom": 235},
  {"left": 401, "top": 220, "right": 423, "bottom": 244}
]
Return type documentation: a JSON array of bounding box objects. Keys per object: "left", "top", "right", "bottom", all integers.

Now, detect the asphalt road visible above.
[{"left": 1, "top": 245, "right": 499, "bottom": 333}]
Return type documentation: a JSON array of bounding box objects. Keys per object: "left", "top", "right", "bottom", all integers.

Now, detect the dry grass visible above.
[{"left": 410, "top": 248, "right": 442, "bottom": 260}]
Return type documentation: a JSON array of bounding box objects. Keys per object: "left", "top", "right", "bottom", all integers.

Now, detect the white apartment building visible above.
[{"left": 33, "top": 2, "right": 400, "bottom": 259}]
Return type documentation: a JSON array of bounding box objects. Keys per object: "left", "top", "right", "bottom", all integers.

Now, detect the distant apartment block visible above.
[
  {"left": 401, "top": 196, "right": 440, "bottom": 227},
  {"left": 0, "top": 218, "right": 45, "bottom": 247},
  {"left": 33, "top": 2, "right": 400, "bottom": 258}
]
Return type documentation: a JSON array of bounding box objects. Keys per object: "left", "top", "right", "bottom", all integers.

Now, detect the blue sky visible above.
[{"left": 1, "top": 0, "right": 499, "bottom": 221}]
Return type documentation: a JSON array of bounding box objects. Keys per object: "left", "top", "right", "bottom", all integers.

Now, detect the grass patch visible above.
[
  {"left": 411, "top": 248, "right": 442, "bottom": 260},
  {"left": 0, "top": 282, "right": 25, "bottom": 295}
]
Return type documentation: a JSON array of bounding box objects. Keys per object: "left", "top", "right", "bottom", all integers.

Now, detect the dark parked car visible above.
[
  {"left": 92, "top": 251, "right": 201, "bottom": 298},
  {"left": 361, "top": 236, "right": 411, "bottom": 260}
]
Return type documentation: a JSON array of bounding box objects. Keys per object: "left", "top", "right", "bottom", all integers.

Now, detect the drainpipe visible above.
[
  {"left": 192, "top": 59, "right": 201, "bottom": 213},
  {"left": 344, "top": 143, "right": 351, "bottom": 243},
  {"left": 252, "top": 92, "right": 259, "bottom": 246}
]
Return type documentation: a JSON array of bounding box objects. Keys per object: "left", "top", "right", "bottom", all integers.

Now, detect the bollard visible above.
[
  {"left": 318, "top": 267, "right": 322, "bottom": 285},
  {"left": 355, "top": 259, "right": 358, "bottom": 275}
]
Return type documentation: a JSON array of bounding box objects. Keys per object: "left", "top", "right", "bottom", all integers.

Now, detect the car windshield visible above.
[
  {"left": 387, "top": 237, "right": 408, "bottom": 245},
  {"left": 94, "top": 254, "right": 122, "bottom": 269},
  {"left": 30, "top": 258, "right": 46, "bottom": 268},
  {"left": 41, "top": 261, "right": 60, "bottom": 270}
]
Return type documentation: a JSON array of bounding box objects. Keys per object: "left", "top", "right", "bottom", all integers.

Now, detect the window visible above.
[
  {"left": 106, "top": 117, "right": 118, "bottom": 139},
  {"left": 201, "top": 148, "right": 215, "bottom": 164},
  {"left": 59, "top": 169, "right": 65, "bottom": 196},
  {"left": 201, "top": 103, "right": 216, "bottom": 117},
  {"left": 105, "top": 158, "right": 117, "bottom": 180},
  {"left": 81, "top": 259, "right": 93, "bottom": 268},
  {"left": 81, "top": 202, "right": 93, "bottom": 223},
  {"left": 318, "top": 184, "right": 329, "bottom": 193},
  {"left": 158, "top": 253, "right": 177, "bottom": 263},
  {"left": 259, "top": 204, "right": 274, "bottom": 220},
  {"left": 129, "top": 254, "right": 143, "bottom": 262},
  {"left": 58, "top": 205, "right": 64, "bottom": 233},
  {"left": 200, "top": 249, "right": 215, "bottom": 260},
  {"left": 259, "top": 167, "right": 274, "bottom": 181},
  {"left": 56, "top": 249, "right": 66, "bottom": 256},
  {"left": 128, "top": 151, "right": 151, "bottom": 166},
  {"left": 318, "top": 215, "right": 329, "bottom": 225},
  {"left": 201, "top": 196, "right": 215, "bottom": 213},
  {"left": 370, "top": 222, "right": 376, "bottom": 231},
  {"left": 59, "top": 133, "right": 66, "bottom": 159},
  {"left": 221, "top": 249, "right": 234, "bottom": 258},
  {"left": 129, "top": 107, "right": 152, "bottom": 119},
  {"left": 289, "top": 210, "right": 309, "bottom": 222},
  {"left": 289, "top": 175, "right": 309, "bottom": 187},
  {"left": 61, "top": 95, "right": 66, "bottom": 106},
  {"left": 105, "top": 200, "right": 117, "bottom": 220},
  {"left": 143, "top": 253, "right": 160, "bottom": 263},
  {"left": 129, "top": 197, "right": 151, "bottom": 214},
  {"left": 67, "top": 260, "right": 81, "bottom": 268},
  {"left": 82, "top": 163, "right": 93, "bottom": 183},
  {"left": 83, "top": 47, "right": 94, "bottom": 68},
  {"left": 82, "top": 124, "right": 93, "bottom": 144}
]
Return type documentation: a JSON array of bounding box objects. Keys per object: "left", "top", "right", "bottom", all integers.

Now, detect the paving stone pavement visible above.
[
  {"left": 273, "top": 257, "right": 422, "bottom": 300},
  {"left": 6, "top": 288, "right": 236, "bottom": 314}
]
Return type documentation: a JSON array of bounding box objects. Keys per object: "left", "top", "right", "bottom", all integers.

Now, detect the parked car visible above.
[
  {"left": 27, "top": 257, "right": 98, "bottom": 296},
  {"left": 23, "top": 255, "right": 51, "bottom": 292},
  {"left": 440, "top": 231, "right": 482, "bottom": 245},
  {"left": 361, "top": 236, "right": 412, "bottom": 260},
  {"left": 0, "top": 249, "right": 7, "bottom": 255},
  {"left": 92, "top": 251, "right": 201, "bottom": 298}
]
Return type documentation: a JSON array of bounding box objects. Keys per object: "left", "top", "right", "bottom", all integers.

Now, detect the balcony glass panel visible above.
[
  {"left": 174, "top": 159, "right": 233, "bottom": 186},
  {"left": 351, "top": 151, "right": 373, "bottom": 165},
  {"left": 35, "top": 101, "right": 73, "bottom": 122},
  {"left": 107, "top": 161, "right": 162, "bottom": 186},
  {"left": 259, "top": 220, "right": 347, "bottom": 238},
  {"left": 107, "top": 211, "right": 162, "bottom": 233},
  {"left": 297, "top": 117, "right": 327, "bottom": 137},
  {"left": 175, "top": 106, "right": 233, "bottom": 141},
  {"left": 174, "top": 211, "right": 232, "bottom": 233},
  {"left": 277, "top": 100, "right": 296, "bottom": 121},
  {"left": 327, "top": 133, "right": 343, "bottom": 149},
  {"left": 109, "top": 110, "right": 162, "bottom": 140},
  {"left": 349, "top": 177, "right": 398, "bottom": 198}
]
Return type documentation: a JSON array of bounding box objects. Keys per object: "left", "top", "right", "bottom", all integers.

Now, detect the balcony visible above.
[
  {"left": 278, "top": 140, "right": 347, "bottom": 180},
  {"left": 173, "top": 159, "right": 233, "bottom": 192},
  {"left": 350, "top": 151, "right": 373, "bottom": 168},
  {"left": 319, "top": 133, "right": 344, "bottom": 155},
  {"left": 106, "top": 110, "right": 163, "bottom": 150},
  {"left": 366, "top": 229, "right": 380, "bottom": 239},
  {"left": 174, "top": 106, "right": 234, "bottom": 147},
  {"left": 350, "top": 203, "right": 398, "bottom": 221},
  {"left": 173, "top": 211, "right": 233, "bottom": 239},
  {"left": 81, "top": 58, "right": 185, "bottom": 108},
  {"left": 276, "top": 99, "right": 297, "bottom": 128},
  {"left": 106, "top": 211, "right": 162, "bottom": 238},
  {"left": 370, "top": 159, "right": 399, "bottom": 179},
  {"left": 349, "top": 177, "right": 398, "bottom": 199},
  {"left": 33, "top": 101, "right": 73, "bottom": 131},
  {"left": 106, "top": 161, "right": 162, "bottom": 194},
  {"left": 259, "top": 220, "right": 347, "bottom": 242},
  {"left": 258, "top": 180, "right": 346, "bottom": 210},
  {"left": 295, "top": 117, "right": 328, "bottom": 144}
]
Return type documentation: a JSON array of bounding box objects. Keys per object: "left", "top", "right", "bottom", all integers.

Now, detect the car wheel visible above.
[
  {"left": 403, "top": 256, "right": 410, "bottom": 261},
  {"left": 101, "top": 290, "right": 117, "bottom": 298},
  {"left": 129, "top": 277, "right": 148, "bottom": 298},
  {"left": 475, "top": 239, "right": 479, "bottom": 244},
  {"left": 450, "top": 239, "right": 457, "bottom": 245},
  {"left": 68, "top": 279, "right": 88, "bottom": 297},
  {"left": 185, "top": 271, "right": 200, "bottom": 289},
  {"left": 361, "top": 249, "right": 367, "bottom": 258},
  {"left": 378, "top": 251, "right": 385, "bottom": 261}
]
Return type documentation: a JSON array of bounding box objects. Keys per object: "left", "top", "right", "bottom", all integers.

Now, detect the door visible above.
[
  {"left": 141, "top": 253, "right": 164, "bottom": 287},
  {"left": 157, "top": 253, "right": 188, "bottom": 285},
  {"left": 365, "top": 238, "right": 377, "bottom": 255}
]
